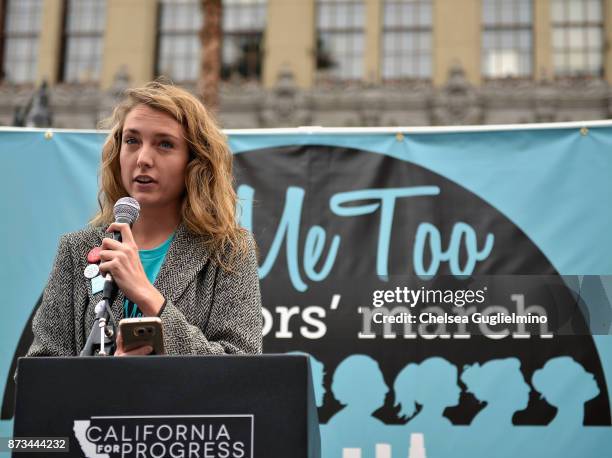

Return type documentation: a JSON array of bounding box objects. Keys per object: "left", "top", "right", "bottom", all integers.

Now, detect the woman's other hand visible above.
[{"left": 114, "top": 330, "right": 153, "bottom": 356}]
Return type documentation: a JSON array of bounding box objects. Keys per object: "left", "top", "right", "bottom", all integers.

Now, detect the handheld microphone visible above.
[
  {"left": 81, "top": 197, "right": 140, "bottom": 356},
  {"left": 109, "top": 196, "right": 141, "bottom": 242},
  {"left": 102, "top": 197, "right": 140, "bottom": 300}
]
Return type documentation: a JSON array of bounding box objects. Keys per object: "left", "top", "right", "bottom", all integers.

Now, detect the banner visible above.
[{"left": 1, "top": 124, "right": 612, "bottom": 457}]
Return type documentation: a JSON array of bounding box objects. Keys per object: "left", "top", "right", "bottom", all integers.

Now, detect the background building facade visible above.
[{"left": 0, "top": 0, "right": 611, "bottom": 128}]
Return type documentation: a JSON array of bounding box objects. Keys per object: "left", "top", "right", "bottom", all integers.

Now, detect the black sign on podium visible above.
[{"left": 14, "top": 355, "right": 320, "bottom": 458}]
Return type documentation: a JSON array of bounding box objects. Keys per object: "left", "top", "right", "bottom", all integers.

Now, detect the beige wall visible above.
[
  {"left": 433, "top": 0, "right": 481, "bottom": 86},
  {"left": 26, "top": 0, "right": 612, "bottom": 89},
  {"left": 605, "top": 0, "right": 612, "bottom": 84},
  {"left": 533, "top": 0, "right": 553, "bottom": 80},
  {"left": 364, "top": 0, "right": 382, "bottom": 83},
  {"left": 37, "top": 0, "right": 64, "bottom": 84},
  {"left": 101, "top": 0, "right": 158, "bottom": 89},
  {"left": 264, "top": 0, "right": 315, "bottom": 89}
]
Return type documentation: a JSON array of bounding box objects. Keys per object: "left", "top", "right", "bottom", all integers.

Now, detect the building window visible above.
[
  {"left": 1, "top": 0, "right": 43, "bottom": 84},
  {"left": 316, "top": 0, "right": 365, "bottom": 81},
  {"left": 61, "top": 0, "right": 106, "bottom": 83},
  {"left": 482, "top": 0, "right": 532, "bottom": 78},
  {"left": 222, "top": 0, "right": 266, "bottom": 81},
  {"left": 156, "top": 0, "right": 203, "bottom": 83},
  {"left": 551, "top": 0, "right": 603, "bottom": 77},
  {"left": 382, "top": 0, "right": 432, "bottom": 81}
]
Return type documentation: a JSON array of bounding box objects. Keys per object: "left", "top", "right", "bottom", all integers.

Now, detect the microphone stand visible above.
[{"left": 79, "top": 275, "right": 118, "bottom": 357}]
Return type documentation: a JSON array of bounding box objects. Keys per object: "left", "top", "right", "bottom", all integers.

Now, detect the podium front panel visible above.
[{"left": 14, "top": 355, "right": 320, "bottom": 458}]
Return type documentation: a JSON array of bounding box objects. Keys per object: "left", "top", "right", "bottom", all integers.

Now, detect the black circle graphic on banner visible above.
[{"left": 234, "top": 144, "right": 611, "bottom": 426}]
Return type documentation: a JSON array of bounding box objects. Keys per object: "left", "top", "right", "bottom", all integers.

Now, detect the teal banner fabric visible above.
[{"left": 1, "top": 125, "right": 611, "bottom": 457}]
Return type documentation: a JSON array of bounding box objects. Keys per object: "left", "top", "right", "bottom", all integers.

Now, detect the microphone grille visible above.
[{"left": 113, "top": 197, "right": 140, "bottom": 225}]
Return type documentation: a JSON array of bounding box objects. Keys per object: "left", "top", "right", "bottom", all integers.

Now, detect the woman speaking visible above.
[{"left": 26, "top": 81, "right": 262, "bottom": 357}]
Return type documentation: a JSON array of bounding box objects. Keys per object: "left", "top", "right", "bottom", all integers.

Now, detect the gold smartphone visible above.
[{"left": 118, "top": 317, "right": 165, "bottom": 355}]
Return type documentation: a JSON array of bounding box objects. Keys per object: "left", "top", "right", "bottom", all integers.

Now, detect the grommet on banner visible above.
[
  {"left": 580, "top": 127, "right": 589, "bottom": 136},
  {"left": 44, "top": 130, "right": 53, "bottom": 140},
  {"left": 396, "top": 133, "right": 404, "bottom": 142}
]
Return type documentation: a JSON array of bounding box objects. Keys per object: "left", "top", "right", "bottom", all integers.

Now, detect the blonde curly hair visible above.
[{"left": 91, "top": 81, "right": 248, "bottom": 267}]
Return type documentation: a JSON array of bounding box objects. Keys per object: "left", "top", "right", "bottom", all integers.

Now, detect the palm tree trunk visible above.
[{"left": 199, "top": 0, "right": 222, "bottom": 112}]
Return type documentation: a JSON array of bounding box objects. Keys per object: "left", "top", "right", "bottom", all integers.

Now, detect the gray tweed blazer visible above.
[{"left": 26, "top": 223, "right": 262, "bottom": 357}]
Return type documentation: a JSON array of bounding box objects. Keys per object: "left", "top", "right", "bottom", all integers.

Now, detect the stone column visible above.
[
  {"left": 101, "top": 0, "right": 158, "bottom": 89},
  {"left": 534, "top": 0, "right": 553, "bottom": 80},
  {"left": 433, "top": 0, "right": 481, "bottom": 86},
  {"left": 364, "top": 0, "right": 382, "bottom": 84},
  {"left": 604, "top": 0, "right": 612, "bottom": 84},
  {"left": 263, "top": 0, "right": 315, "bottom": 89},
  {"left": 37, "top": 0, "right": 64, "bottom": 84}
]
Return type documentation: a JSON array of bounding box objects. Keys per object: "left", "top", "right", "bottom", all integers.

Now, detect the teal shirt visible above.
[{"left": 123, "top": 233, "right": 175, "bottom": 318}]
